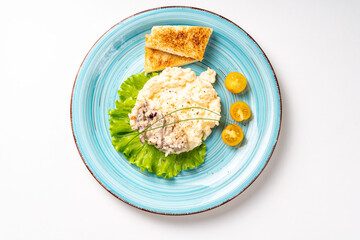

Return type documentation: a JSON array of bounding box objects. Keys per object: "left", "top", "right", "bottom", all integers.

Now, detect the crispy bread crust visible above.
[
  {"left": 144, "top": 47, "right": 198, "bottom": 73},
  {"left": 145, "top": 26, "right": 212, "bottom": 60}
]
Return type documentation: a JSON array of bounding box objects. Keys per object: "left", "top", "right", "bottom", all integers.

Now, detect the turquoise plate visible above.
[{"left": 71, "top": 6, "right": 281, "bottom": 215}]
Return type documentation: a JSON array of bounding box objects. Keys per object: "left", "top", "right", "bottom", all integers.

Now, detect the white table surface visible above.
[{"left": 1, "top": 0, "right": 359, "bottom": 239}]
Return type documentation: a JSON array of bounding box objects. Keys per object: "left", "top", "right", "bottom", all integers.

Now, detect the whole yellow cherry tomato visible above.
[{"left": 225, "top": 72, "right": 247, "bottom": 93}]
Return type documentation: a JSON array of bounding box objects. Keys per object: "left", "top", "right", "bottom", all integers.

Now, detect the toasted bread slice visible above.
[
  {"left": 144, "top": 47, "right": 197, "bottom": 73},
  {"left": 145, "top": 26, "right": 212, "bottom": 61}
]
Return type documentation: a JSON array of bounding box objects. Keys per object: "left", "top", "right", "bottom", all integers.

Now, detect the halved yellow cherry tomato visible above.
[
  {"left": 230, "top": 101, "right": 251, "bottom": 122},
  {"left": 225, "top": 72, "right": 247, "bottom": 93},
  {"left": 221, "top": 124, "right": 244, "bottom": 146}
]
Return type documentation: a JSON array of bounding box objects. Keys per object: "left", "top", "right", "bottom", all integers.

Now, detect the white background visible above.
[{"left": 1, "top": 0, "right": 359, "bottom": 239}]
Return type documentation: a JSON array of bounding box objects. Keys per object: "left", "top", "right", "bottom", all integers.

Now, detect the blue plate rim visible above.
[{"left": 70, "top": 6, "right": 282, "bottom": 216}]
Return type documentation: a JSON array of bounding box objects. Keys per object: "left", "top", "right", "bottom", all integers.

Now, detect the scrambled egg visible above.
[{"left": 129, "top": 67, "right": 221, "bottom": 156}]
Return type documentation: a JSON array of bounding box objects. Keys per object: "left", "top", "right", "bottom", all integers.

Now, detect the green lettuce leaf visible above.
[{"left": 109, "top": 72, "right": 206, "bottom": 178}]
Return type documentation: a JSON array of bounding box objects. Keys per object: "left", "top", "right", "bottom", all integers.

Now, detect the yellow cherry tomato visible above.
[
  {"left": 225, "top": 72, "right": 247, "bottom": 93},
  {"left": 230, "top": 101, "right": 251, "bottom": 122},
  {"left": 221, "top": 124, "right": 244, "bottom": 146}
]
